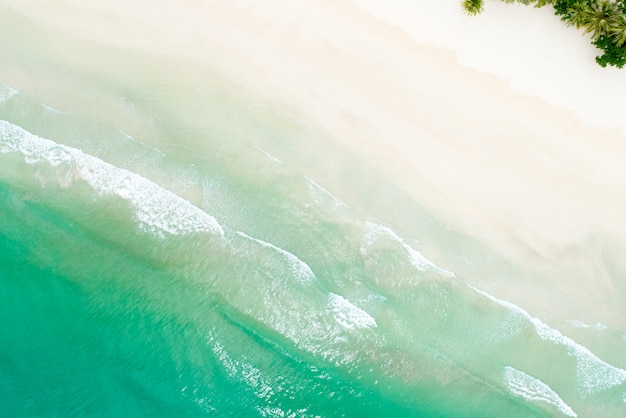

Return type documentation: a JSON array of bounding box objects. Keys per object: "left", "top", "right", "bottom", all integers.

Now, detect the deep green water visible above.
[{"left": 1, "top": 6, "right": 625, "bottom": 417}]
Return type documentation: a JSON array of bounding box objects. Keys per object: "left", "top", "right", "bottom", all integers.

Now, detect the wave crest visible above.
[{"left": 0, "top": 120, "right": 224, "bottom": 238}]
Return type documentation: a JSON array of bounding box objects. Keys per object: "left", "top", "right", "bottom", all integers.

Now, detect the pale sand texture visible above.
[
  {"left": 2, "top": 0, "right": 626, "bottom": 325},
  {"left": 355, "top": 0, "right": 626, "bottom": 134}
]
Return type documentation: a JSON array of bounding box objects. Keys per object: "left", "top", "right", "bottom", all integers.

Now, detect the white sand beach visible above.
[{"left": 3, "top": 0, "right": 626, "bottom": 326}]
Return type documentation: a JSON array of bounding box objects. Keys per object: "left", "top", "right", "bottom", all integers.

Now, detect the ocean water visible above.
[{"left": 1, "top": 6, "right": 625, "bottom": 418}]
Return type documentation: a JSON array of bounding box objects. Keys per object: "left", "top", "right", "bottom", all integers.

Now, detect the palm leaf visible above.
[{"left": 462, "top": 0, "right": 484, "bottom": 15}]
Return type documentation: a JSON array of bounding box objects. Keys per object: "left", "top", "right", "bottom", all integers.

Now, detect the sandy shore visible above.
[
  {"left": 2, "top": 0, "right": 626, "bottom": 324},
  {"left": 355, "top": 0, "right": 626, "bottom": 134}
]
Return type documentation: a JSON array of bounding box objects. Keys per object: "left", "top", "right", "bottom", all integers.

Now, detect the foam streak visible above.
[{"left": 0, "top": 120, "right": 224, "bottom": 238}]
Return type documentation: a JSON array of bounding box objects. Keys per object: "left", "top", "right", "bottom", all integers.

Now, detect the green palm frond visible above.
[
  {"left": 533, "top": 0, "right": 557, "bottom": 7},
  {"left": 566, "top": 2, "right": 590, "bottom": 28},
  {"left": 609, "top": 15, "right": 626, "bottom": 45},
  {"left": 462, "top": 0, "right": 484, "bottom": 15},
  {"left": 575, "top": 1, "right": 623, "bottom": 39}
]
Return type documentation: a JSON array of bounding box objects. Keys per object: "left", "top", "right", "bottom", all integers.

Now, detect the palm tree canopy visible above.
[
  {"left": 609, "top": 14, "right": 626, "bottom": 45},
  {"left": 533, "top": 0, "right": 558, "bottom": 7},
  {"left": 462, "top": 0, "right": 484, "bottom": 15},
  {"left": 571, "top": 1, "right": 623, "bottom": 39},
  {"left": 461, "top": 0, "right": 626, "bottom": 68}
]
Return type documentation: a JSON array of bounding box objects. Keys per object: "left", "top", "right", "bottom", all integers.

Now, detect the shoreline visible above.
[{"left": 2, "top": 0, "right": 626, "bottom": 324}]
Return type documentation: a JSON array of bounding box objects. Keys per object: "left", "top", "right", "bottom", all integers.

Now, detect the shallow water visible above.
[{"left": 1, "top": 5, "right": 625, "bottom": 417}]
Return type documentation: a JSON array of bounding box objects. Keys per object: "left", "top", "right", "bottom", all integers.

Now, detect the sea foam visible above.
[
  {"left": 362, "top": 221, "right": 455, "bottom": 278},
  {"left": 328, "top": 293, "right": 377, "bottom": 330},
  {"left": 305, "top": 176, "right": 350, "bottom": 210},
  {"left": 256, "top": 147, "right": 284, "bottom": 165},
  {"left": 237, "top": 232, "right": 315, "bottom": 284},
  {"left": 470, "top": 285, "right": 626, "bottom": 396},
  {"left": 503, "top": 366, "right": 577, "bottom": 417},
  {"left": 0, "top": 120, "right": 224, "bottom": 238},
  {"left": 565, "top": 320, "right": 608, "bottom": 331},
  {"left": 0, "top": 83, "right": 18, "bottom": 103}
]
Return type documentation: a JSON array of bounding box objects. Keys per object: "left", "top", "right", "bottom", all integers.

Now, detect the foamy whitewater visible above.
[
  {"left": 0, "top": 1, "right": 625, "bottom": 417},
  {"left": 0, "top": 120, "right": 224, "bottom": 238}
]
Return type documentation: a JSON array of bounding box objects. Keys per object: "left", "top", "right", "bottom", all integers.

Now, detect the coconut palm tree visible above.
[
  {"left": 609, "top": 14, "right": 626, "bottom": 45},
  {"left": 565, "top": 1, "right": 592, "bottom": 28},
  {"left": 533, "top": 0, "right": 557, "bottom": 7},
  {"left": 461, "top": 0, "right": 626, "bottom": 68},
  {"left": 571, "top": 0, "right": 623, "bottom": 40},
  {"left": 462, "top": 0, "right": 484, "bottom": 15}
]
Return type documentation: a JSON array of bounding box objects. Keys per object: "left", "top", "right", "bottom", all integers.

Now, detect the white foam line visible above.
[
  {"left": 328, "top": 292, "right": 377, "bottom": 330},
  {"left": 0, "top": 120, "right": 224, "bottom": 238},
  {"left": 469, "top": 284, "right": 626, "bottom": 395},
  {"left": 237, "top": 232, "right": 315, "bottom": 284},
  {"left": 256, "top": 147, "right": 283, "bottom": 165},
  {"left": 362, "top": 221, "right": 456, "bottom": 278},
  {"left": 565, "top": 320, "right": 609, "bottom": 331},
  {"left": 41, "top": 104, "right": 72, "bottom": 115},
  {"left": 116, "top": 128, "right": 165, "bottom": 156},
  {"left": 304, "top": 176, "right": 350, "bottom": 209},
  {"left": 0, "top": 83, "right": 18, "bottom": 103},
  {"left": 40, "top": 102, "right": 166, "bottom": 158},
  {"left": 504, "top": 366, "right": 577, "bottom": 417}
]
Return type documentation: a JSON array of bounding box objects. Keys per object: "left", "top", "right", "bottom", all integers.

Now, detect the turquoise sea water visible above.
[{"left": 1, "top": 6, "right": 625, "bottom": 417}]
